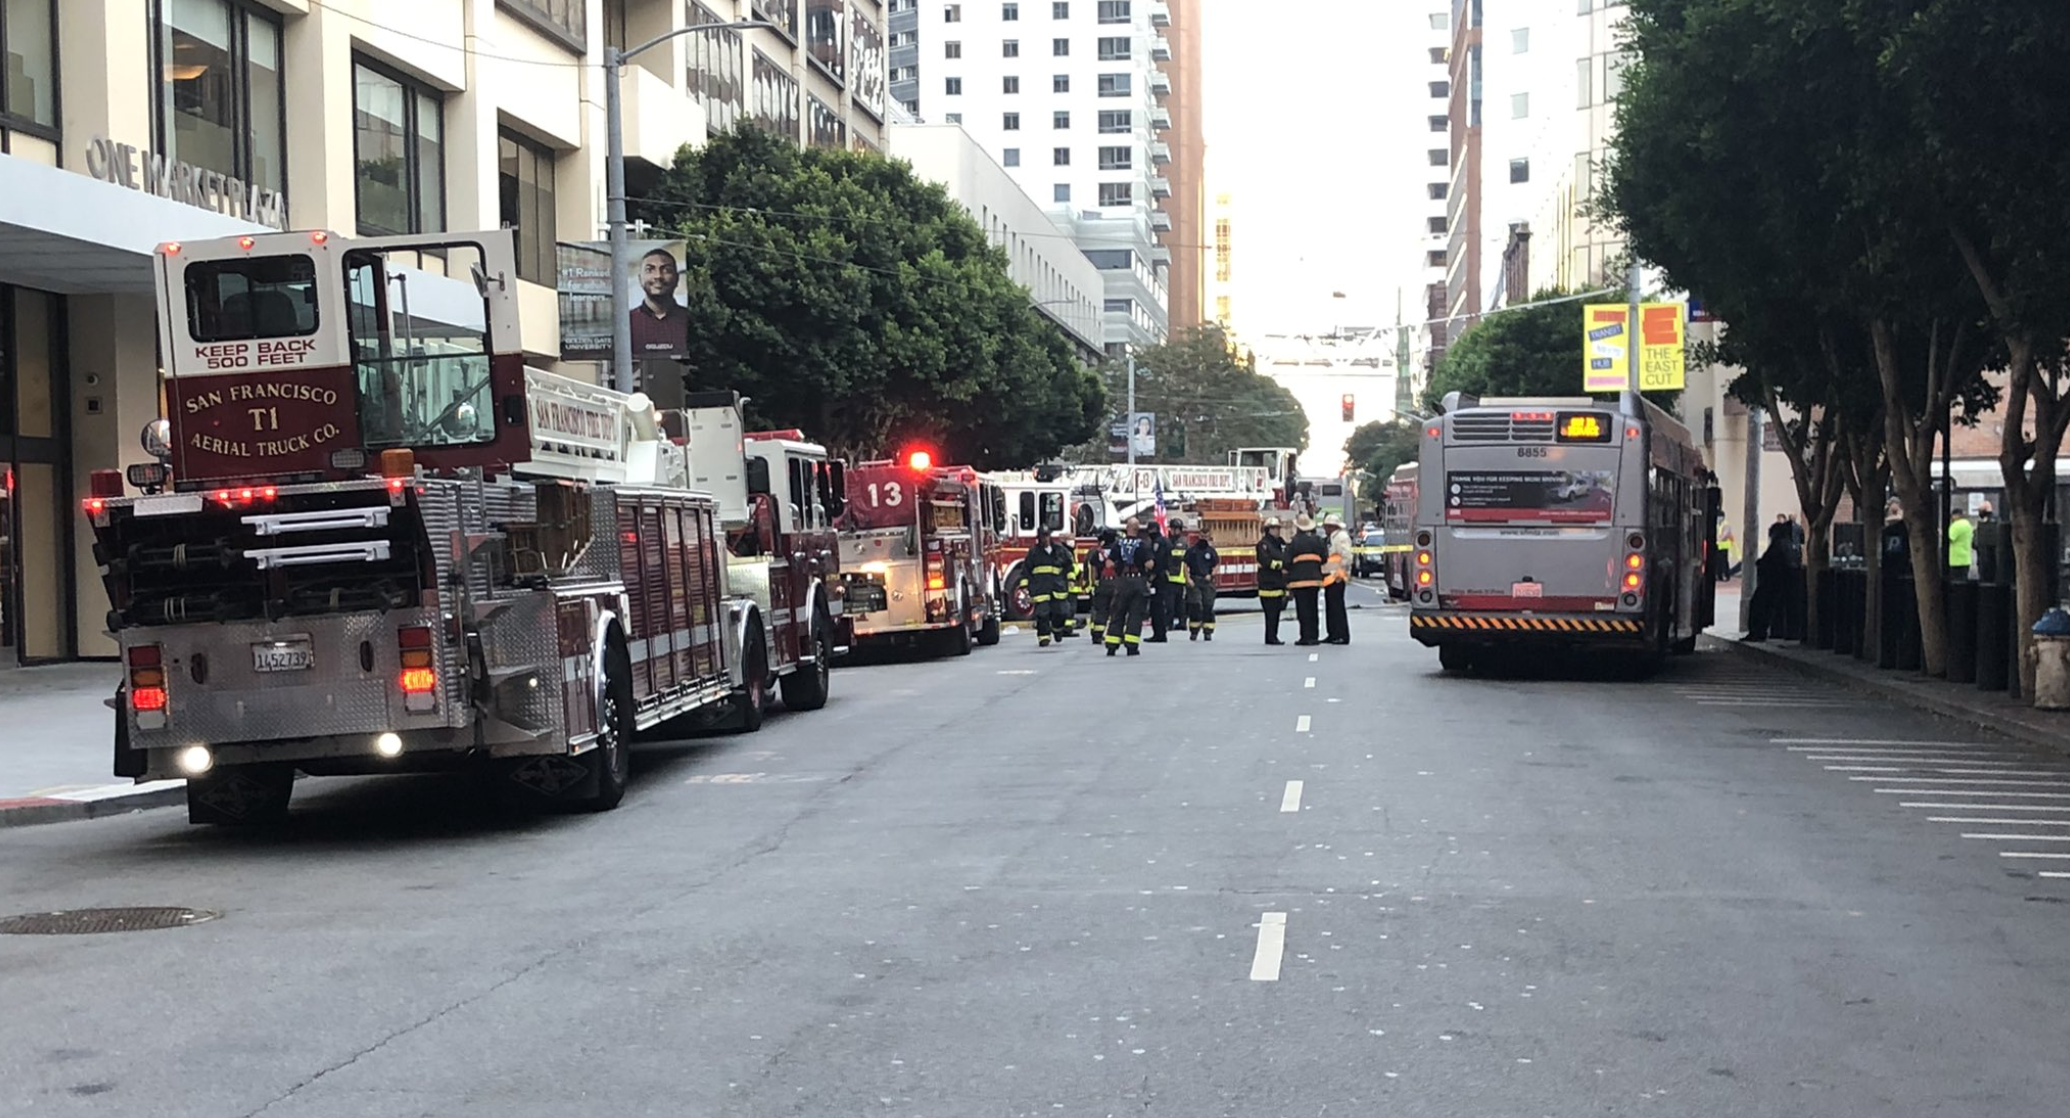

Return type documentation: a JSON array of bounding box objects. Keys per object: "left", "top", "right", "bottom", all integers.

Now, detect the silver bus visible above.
[{"left": 1408, "top": 393, "right": 1719, "bottom": 673}]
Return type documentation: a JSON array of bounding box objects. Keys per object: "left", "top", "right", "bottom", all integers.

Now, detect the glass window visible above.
[
  {"left": 1003, "top": 147, "right": 1020, "bottom": 166},
  {"left": 1097, "top": 72, "right": 1130, "bottom": 97},
  {"left": 1098, "top": 182, "right": 1131, "bottom": 206},
  {"left": 353, "top": 58, "right": 445, "bottom": 236},
  {"left": 1427, "top": 147, "right": 1446, "bottom": 166},
  {"left": 1053, "top": 36, "right": 1069, "bottom": 55},
  {"left": 499, "top": 0, "right": 588, "bottom": 51},
  {"left": 1429, "top": 114, "right": 1446, "bottom": 132},
  {"left": 1509, "top": 157, "right": 1529, "bottom": 183},
  {"left": 1429, "top": 11, "right": 1449, "bottom": 29},
  {"left": 1054, "top": 109, "right": 1070, "bottom": 128},
  {"left": 1097, "top": 109, "right": 1130, "bottom": 132},
  {"left": 1053, "top": 74, "right": 1069, "bottom": 92},
  {"left": 2, "top": 0, "right": 57, "bottom": 127},
  {"left": 1053, "top": 183, "right": 1070, "bottom": 202},
  {"left": 945, "top": 112, "right": 961, "bottom": 122},
  {"left": 1577, "top": 55, "right": 1592, "bottom": 106},
  {"left": 1097, "top": 0, "right": 1128, "bottom": 23},
  {"left": 945, "top": 40, "right": 961, "bottom": 57},
  {"left": 156, "top": 0, "right": 288, "bottom": 196},
  {"left": 1097, "top": 36, "right": 1129, "bottom": 60},
  {"left": 1427, "top": 182, "right": 1447, "bottom": 200},
  {"left": 1097, "top": 145, "right": 1129, "bottom": 169},
  {"left": 687, "top": 3, "right": 746, "bottom": 133},
  {"left": 1511, "top": 91, "right": 1528, "bottom": 118},
  {"left": 1052, "top": 1, "right": 1067, "bottom": 15},
  {"left": 1428, "top": 215, "right": 1447, "bottom": 234},
  {"left": 1104, "top": 298, "right": 1130, "bottom": 312},
  {"left": 1003, "top": 38, "right": 1019, "bottom": 56},
  {"left": 751, "top": 49, "right": 800, "bottom": 136},
  {"left": 1605, "top": 50, "right": 1630, "bottom": 100},
  {"left": 498, "top": 129, "right": 557, "bottom": 283},
  {"left": 1429, "top": 46, "right": 1447, "bottom": 64},
  {"left": 1003, "top": 75, "right": 1019, "bottom": 93},
  {"left": 1003, "top": 111, "right": 1020, "bottom": 129},
  {"left": 806, "top": 0, "right": 846, "bottom": 83},
  {"left": 944, "top": 3, "right": 960, "bottom": 19},
  {"left": 945, "top": 76, "right": 962, "bottom": 94},
  {"left": 1053, "top": 146, "right": 1069, "bottom": 165},
  {"left": 184, "top": 255, "right": 319, "bottom": 342},
  {"left": 1002, "top": 1, "right": 1018, "bottom": 17},
  {"left": 345, "top": 242, "right": 497, "bottom": 449},
  {"left": 1429, "top": 80, "right": 1449, "bottom": 98},
  {"left": 1512, "top": 27, "right": 1528, "bottom": 52}
]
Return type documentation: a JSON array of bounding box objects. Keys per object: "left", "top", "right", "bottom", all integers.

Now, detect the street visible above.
[{"left": 6, "top": 583, "right": 2070, "bottom": 1117}]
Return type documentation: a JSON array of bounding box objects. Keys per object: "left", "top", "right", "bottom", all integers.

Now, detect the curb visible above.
[
  {"left": 0, "top": 781, "right": 186, "bottom": 829},
  {"left": 1703, "top": 635, "right": 2070, "bottom": 756}
]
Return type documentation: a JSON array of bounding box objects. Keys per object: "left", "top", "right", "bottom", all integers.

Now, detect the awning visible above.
[
  {"left": 1931, "top": 459, "right": 2007, "bottom": 490},
  {"left": 0, "top": 157, "right": 271, "bottom": 294}
]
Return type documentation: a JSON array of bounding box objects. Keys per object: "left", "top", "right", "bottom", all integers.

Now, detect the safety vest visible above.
[{"left": 1164, "top": 536, "right": 1187, "bottom": 584}]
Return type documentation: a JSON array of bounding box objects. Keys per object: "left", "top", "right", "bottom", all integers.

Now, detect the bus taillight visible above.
[
  {"left": 1625, "top": 553, "right": 1643, "bottom": 571},
  {"left": 1417, "top": 550, "right": 1432, "bottom": 568},
  {"left": 1624, "top": 571, "right": 1643, "bottom": 591}
]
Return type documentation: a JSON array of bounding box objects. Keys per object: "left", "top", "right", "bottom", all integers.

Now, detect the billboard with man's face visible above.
[{"left": 555, "top": 240, "right": 690, "bottom": 362}]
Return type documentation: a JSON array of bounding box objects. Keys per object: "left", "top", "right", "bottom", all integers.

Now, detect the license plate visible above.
[
  {"left": 1511, "top": 581, "right": 1544, "bottom": 598},
  {"left": 252, "top": 640, "right": 315, "bottom": 672}
]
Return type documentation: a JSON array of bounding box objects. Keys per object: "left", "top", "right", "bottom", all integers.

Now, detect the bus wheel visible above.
[
  {"left": 1671, "top": 632, "right": 1698, "bottom": 655},
  {"left": 1438, "top": 644, "right": 1472, "bottom": 673}
]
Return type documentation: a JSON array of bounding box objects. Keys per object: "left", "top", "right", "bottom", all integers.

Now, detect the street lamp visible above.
[{"left": 607, "top": 19, "right": 774, "bottom": 393}]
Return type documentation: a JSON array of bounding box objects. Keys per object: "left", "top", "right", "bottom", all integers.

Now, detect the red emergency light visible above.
[{"left": 905, "top": 449, "right": 934, "bottom": 471}]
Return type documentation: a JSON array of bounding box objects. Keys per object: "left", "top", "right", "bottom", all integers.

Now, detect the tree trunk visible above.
[{"left": 1869, "top": 317, "right": 1955, "bottom": 676}]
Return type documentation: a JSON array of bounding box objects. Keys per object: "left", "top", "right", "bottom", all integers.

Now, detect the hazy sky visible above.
[{"left": 1200, "top": 0, "right": 1435, "bottom": 342}]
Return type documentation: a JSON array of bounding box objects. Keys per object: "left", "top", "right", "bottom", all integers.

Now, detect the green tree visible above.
[
  {"left": 1076, "top": 327, "right": 1308, "bottom": 463},
  {"left": 1344, "top": 419, "right": 1421, "bottom": 495},
  {"left": 631, "top": 127, "right": 1105, "bottom": 468},
  {"left": 1421, "top": 288, "right": 1678, "bottom": 412}
]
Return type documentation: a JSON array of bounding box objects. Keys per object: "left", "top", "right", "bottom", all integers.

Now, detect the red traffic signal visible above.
[{"left": 1340, "top": 394, "right": 1355, "bottom": 422}]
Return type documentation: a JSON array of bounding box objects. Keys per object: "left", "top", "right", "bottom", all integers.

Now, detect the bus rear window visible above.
[{"left": 184, "top": 255, "right": 319, "bottom": 342}]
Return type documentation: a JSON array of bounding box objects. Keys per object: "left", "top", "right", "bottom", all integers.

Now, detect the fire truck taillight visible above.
[
  {"left": 128, "top": 644, "right": 168, "bottom": 726},
  {"left": 237, "top": 236, "right": 255, "bottom": 251},
  {"left": 89, "top": 469, "right": 124, "bottom": 498},
  {"left": 398, "top": 626, "right": 437, "bottom": 711}
]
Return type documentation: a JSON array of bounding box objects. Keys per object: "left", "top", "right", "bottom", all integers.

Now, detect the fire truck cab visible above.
[{"left": 837, "top": 456, "right": 1004, "bottom": 656}]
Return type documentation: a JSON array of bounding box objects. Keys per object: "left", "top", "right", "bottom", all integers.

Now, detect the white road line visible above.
[
  {"left": 1876, "top": 790, "right": 2070, "bottom": 798},
  {"left": 1852, "top": 777, "right": 2070, "bottom": 786},
  {"left": 2040, "top": 872, "right": 2070, "bottom": 879},
  {"left": 1902, "top": 802, "right": 2070, "bottom": 811},
  {"left": 1250, "top": 913, "right": 1288, "bottom": 981},
  {"left": 1295, "top": 715, "right": 1312, "bottom": 733},
  {"left": 1304, "top": 677, "right": 1316, "bottom": 689},
  {"left": 1808, "top": 757, "right": 2036, "bottom": 766},
  {"left": 1787, "top": 746, "right": 2025, "bottom": 755},
  {"left": 1926, "top": 817, "right": 2070, "bottom": 825},
  {"left": 1699, "top": 700, "right": 1855, "bottom": 707},
  {"left": 2000, "top": 852, "right": 2070, "bottom": 860},
  {"left": 1309, "top": 653, "right": 1319, "bottom": 663},
  {"left": 1776, "top": 738, "right": 2003, "bottom": 747},
  {"left": 1281, "top": 781, "right": 1304, "bottom": 813},
  {"left": 1963, "top": 833, "right": 2070, "bottom": 841}
]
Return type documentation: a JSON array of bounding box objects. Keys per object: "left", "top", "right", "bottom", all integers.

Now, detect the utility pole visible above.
[
  {"left": 1742, "top": 406, "right": 1763, "bottom": 634},
  {"left": 1125, "top": 348, "right": 1138, "bottom": 467}
]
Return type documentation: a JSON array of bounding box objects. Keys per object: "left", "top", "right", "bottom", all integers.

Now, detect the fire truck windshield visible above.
[{"left": 344, "top": 244, "right": 499, "bottom": 449}]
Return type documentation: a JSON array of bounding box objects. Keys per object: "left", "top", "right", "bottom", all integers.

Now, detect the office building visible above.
[
  {"left": 1422, "top": 8, "right": 1452, "bottom": 377},
  {"left": 0, "top": 0, "right": 887, "bottom": 662},
  {"left": 1156, "top": 0, "right": 1206, "bottom": 332}
]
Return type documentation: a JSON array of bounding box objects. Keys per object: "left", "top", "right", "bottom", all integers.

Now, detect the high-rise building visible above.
[
  {"left": 1422, "top": 8, "right": 1453, "bottom": 378},
  {"left": 1443, "top": 0, "right": 1485, "bottom": 327},
  {"left": 890, "top": 0, "right": 1172, "bottom": 352},
  {"left": 1157, "top": 0, "right": 1207, "bottom": 333},
  {"left": 1209, "top": 190, "right": 1233, "bottom": 336}
]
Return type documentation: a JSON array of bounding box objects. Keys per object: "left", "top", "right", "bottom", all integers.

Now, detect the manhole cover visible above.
[{"left": 0, "top": 907, "right": 221, "bottom": 935}]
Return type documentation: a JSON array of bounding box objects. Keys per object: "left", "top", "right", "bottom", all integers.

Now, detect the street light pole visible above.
[
  {"left": 607, "top": 20, "right": 772, "bottom": 394},
  {"left": 1126, "top": 348, "right": 1137, "bottom": 468}
]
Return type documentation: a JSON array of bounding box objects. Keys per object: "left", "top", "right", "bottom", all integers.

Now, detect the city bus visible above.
[{"left": 1407, "top": 392, "right": 1719, "bottom": 674}]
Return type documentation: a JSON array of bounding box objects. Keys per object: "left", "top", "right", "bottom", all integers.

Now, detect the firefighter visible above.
[
  {"left": 1026, "top": 526, "right": 1076, "bottom": 648},
  {"left": 1103, "top": 517, "right": 1156, "bottom": 656},
  {"left": 1287, "top": 513, "right": 1328, "bottom": 646},
  {"left": 1184, "top": 526, "right": 1220, "bottom": 640},
  {"left": 1256, "top": 516, "right": 1289, "bottom": 645},
  {"left": 1154, "top": 518, "right": 1190, "bottom": 642},
  {"left": 1086, "top": 529, "right": 1117, "bottom": 644},
  {"left": 1143, "top": 520, "right": 1171, "bottom": 642},
  {"left": 1322, "top": 513, "right": 1352, "bottom": 644}
]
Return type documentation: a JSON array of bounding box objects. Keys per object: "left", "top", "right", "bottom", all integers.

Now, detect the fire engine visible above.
[
  {"left": 983, "top": 469, "right": 1099, "bottom": 620},
  {"left": 86, "top": 228, "right": 846, "bottom": 824},
  {"left": 837, "top": 452, "right": 1005, "bottom": 655}
]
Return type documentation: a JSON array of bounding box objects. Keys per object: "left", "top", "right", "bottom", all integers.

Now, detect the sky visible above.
[{"left": 1199, "top": 0, "right": 1437, "bottom": 343}]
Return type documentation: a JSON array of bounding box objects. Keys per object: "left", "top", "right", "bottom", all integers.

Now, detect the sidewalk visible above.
[
  {"left": 0, "top": 662, "right": 183, "bottom": 827},
  {"left": 1705, "top": 586, "right": 2070, "bottom": 755}
]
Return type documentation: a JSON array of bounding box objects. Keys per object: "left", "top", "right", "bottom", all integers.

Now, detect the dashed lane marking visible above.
[
  {"left": 2000, "top": 852, "right": 2070, "bottom": 860},
  {"left": 1874, "top": 790, "right": 2070, "bottom": 798},
  {"left": 1281, "top": 781, "right": 1304, "bottom": 812},
  {"left": 1927, "top": 817, "right": 2070, "bottom": 825},
  {"left": 1961, "top": 833, "right": 2070, "bottom": 841},
  {"left": 1304, "top": 677, "right": 1316, "bottom": 689},
  {"left": 1250, "top": 913, "right": 1288, "bottom": 981},
  {"left": 1854, "top": 777, "right": 2070, "bottom": 786},
  {"left": 1295, "top": 715, "right": 1312, "bottom": 733},
  {"left": 1309, "top": 653, "right": 1319, "bottom": 663},
  {"left": 1778, "top": 738, "right": 2007, "bottom": 747},
  {"left": 1901, "top": 803, "right": 2070, "bottom": 811}
]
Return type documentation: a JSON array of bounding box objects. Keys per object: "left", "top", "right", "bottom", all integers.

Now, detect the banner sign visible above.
[
  {"left": 1583, "top": 302, "right": 1686, "bottom": 392},
  {"left": 1444, "top": 470, "right": 1616, "bottom": 523},
  {"left": 556, "top": 240, "right": 691, "bottom": 362}
]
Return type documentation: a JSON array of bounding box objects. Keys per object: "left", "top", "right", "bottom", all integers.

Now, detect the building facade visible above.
[
  {"left": 0, "top": 0, "right": 888, "bottom": 663},
  {"left": 1208, "top": 189, "right": 1232, "bottom": 336},
  {"left": 1421, "top": 7, "right": 1452, "bottom": 378},
  {"left": 889, "top": 0, "right": 1172, "bottom": 352},
  {"left": 1155, "top": 0, "right": 1205, "bottom": 333}
]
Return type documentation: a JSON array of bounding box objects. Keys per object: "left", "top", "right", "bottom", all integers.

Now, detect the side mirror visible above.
[
  {"left": 141, "top": 419, "right": 174, "bottom": 460},
  {"left": 746, "top": 456, "right": 771, "bottom": 497},
  {"left": 469, "top": 262, "right": 504, "bottom": 299},
  {"left": 828, "top": 461, "right": 847, "bottom": 517}
]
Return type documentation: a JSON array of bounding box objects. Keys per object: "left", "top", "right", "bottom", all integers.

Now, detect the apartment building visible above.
[
  {"left": 1155, "top": 0, "right": 1205, "bottom": 333},
  {"left": 890, "top": 0, "right": 1173, "bottom": 352},
  {"left": 0, "top": 0, "right": 886, "bottom": 662},
  {"left": 1421, "top": 7, "right": 1452, "bottom": 378},
  {"left": 1208, "top": 189, "right": 1232, "bottom": 337}
]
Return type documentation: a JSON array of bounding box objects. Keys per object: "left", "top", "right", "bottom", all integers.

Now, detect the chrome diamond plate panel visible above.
[{"left": 478, "top": 590, "right": 566, "bottom": 741}]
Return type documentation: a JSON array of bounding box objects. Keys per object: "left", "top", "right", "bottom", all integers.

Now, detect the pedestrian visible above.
[
  {"left": 1085, "top": 529, "right": 1117, "bottom": 644},
  {"left": 1287, "top": 514, "right": 1328, "bottom": 646},
  {"left": 1715, "top": 521, "right": 1736, "bottom": 582},
  {"left": 1103, "top": 517, "right": 1156, "bottom": 656},
  {"left": 1948, "top": 507, "right": 1974, "bottom": 579},
  {"left": 1322, "top": 513, "right": 1352, "bottom": 644},
  {"left": 1184, "top": 526, "right": 1220, "bottom": 640},
  {"left": 1744, "top": 520, "right": 1800, "bottom": 642},
  {"left": 1025, "top": 526, "right": 1076, "bottom": 648},
  {"left": 1256, "top": 516, "right": 1289, "bottom": 645}
]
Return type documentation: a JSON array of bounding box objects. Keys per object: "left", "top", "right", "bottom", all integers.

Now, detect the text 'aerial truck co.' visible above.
[{"left": 86, "top": 229, "right": 850, "bottom": 824}]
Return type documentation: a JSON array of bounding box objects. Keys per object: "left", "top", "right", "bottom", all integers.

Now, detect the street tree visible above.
[
  {"left": 1343, "top": 419, "right": 1421, "bottom": 496},
  {"left": 1093, "top": 327, "right": 1309, "bottom": 464},
  {"left": 1422, "top": 288, "right": 1678, "bottom": 412},
  {"left": 631, "top": 127, "right": 1104, "bottom": 468}
]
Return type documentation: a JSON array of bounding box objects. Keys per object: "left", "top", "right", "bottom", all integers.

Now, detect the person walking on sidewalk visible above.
[
  {"left": 1025, "top": 526, "right": 1076, "bottom": 648},
  {"left": 1744, "top": 520, "right": 1801, "bottom": 642},
  {"left": 1287, "top": 514, "right": 1328, "bottom": 646},
  {"left": 1104, "top": 518, "right": 1156, "bottom": 656},
  {"left": 1322, "top": 513, "right": 1353, "bottom": 644},
  {"left": 1948, "top": 507, "right": 1974, "bottom": 579},
  {"left": 1184, "top": 527, "right": 1220, "bottom": 640},
  {"left": 1256, "top": 517, "right": 1289, "bottom": 645}
]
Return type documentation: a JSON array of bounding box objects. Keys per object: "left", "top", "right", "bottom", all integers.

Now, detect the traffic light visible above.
[{"left": 1341, "top": 394, "right": 1355, "bottom": 422}]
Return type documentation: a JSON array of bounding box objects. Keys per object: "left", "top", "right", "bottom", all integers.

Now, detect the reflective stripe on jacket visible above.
[
  {"left": 1322, "top": 529, "right": 1352, "bottom": 586},
  {"left": 1287, "top": 531, "right": 1328, "bottom": 589}
]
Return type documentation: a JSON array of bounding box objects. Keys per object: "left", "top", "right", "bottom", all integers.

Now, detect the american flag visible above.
[{"left": 1152, "top": 476, "right": 1168, "bottom": 534}]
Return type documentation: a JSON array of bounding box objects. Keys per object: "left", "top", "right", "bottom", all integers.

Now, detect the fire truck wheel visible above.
[
  {"left": 731, "top": 632, "right": 769, "bottom": 732},
  {"left": 945, "top": 608, "right": 974, "bottom": 658},
  {"left": 579, "top": 645, "right": 634, "bottom": 812},
  {"left": 977, "top": 611, "right": 1002, "bottom": 647},
  {"left": 184, "top": 762, "right": 294, "bottom": 826},
  {"left": 779, "top": 615, "right": 833, "bottom": 712},
  {"left": 1006, "top": 573, "right": 1034, "bottom": 620}
]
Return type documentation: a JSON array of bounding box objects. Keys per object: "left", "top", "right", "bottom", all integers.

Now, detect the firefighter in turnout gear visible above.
[
  {"left": 1103, "top": 518, "right": 1156, "bottom": 656},
  {"left": 1322, "top": 513, "right": 1353, "bottom": 644},
  {"left": 1256, "top": 517, "right": 1289, "bottom": 645},
  {"left": 1026, "top": 526, "right": 1077, "bottom": 648},
  {"left": 1144, "top": 520, "right": 1175, "bottom": 642},
  {"left": 1287, "top": 513, "right": 1329, "bottom": 646},
  {"left": 1184, "top": 528, "right": 1220, "bottom": 640},
  {"left": 1085, "top": 529, "right": 1117, "bottom": 643}
]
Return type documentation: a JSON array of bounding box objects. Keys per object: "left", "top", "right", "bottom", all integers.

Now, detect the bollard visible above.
[
  {"left": 1815, "top": 568, "right": 1838, "bottom": 649},
  {"left": 2029, "top": 609, "right": 2070, "bottom": 709},
  {"left": 1975, "top": 583, "right": 2011, "bottom": 692},
  {"left": 1832, "top": 569, "right": 1855, "bottom": 655},
  {"left": 1878, "top": 575, "right": 1901, "bottom": 669},
  {"left": 1946, "top": 580, "right": 1978, "bottom": 684},
  {"left": 1894, "top": 579, "right": 1922, "bottom": 672},
  {"left": 1848, "top": 570, "right": 1872, "bottom": 659}
]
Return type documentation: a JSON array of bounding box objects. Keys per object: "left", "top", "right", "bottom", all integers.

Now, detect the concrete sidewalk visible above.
[
  {"left": 1704, "top": 586, "right": 2070, "bottom": 754},
  {"left": 0, "top": 662, "right": 183, "bottom": 827}
]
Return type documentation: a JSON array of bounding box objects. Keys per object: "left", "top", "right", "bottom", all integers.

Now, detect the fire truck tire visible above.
[
  {"left": 946, "top": 603, "right": 974, "bottom": 657},
  {"left": 1005, "top": 572, "right": 1034, "bottom": 620},
  {"left": 578, "top": 644, "right": 634, "bottom": 812},
  {"left": 184, "top": 762, "right": 294, "bottom": 826},
  {"left": 779, "top": 614, "right": 833, "bottom": 712},
  {"left": 977, "top": 611, "right": 1002, "bottom": 646},
  {"left": 731, "top": 632, "right": 769, "bottom": 732}
]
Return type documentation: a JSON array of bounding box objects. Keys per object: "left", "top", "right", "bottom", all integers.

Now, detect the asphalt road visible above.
[{"left": 7, "top": 579, "right": 2070, "bottom": 1117}]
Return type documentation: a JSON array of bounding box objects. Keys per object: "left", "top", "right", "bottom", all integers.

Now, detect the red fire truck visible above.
[
  {"left": 86, "top": 228, "right": 845, "bottom": 824},
  {"left": 837, "top": 452, "right": 1005, "bottom": 655}
]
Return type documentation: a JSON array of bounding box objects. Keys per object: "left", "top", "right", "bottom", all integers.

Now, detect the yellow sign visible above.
[{"left": 1583, "top": 302, "right": 1686, "bottom": 392}]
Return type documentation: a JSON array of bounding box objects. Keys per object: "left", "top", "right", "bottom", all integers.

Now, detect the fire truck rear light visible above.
[
  {"left": 330, "top": 448, "right": 368, "bottom": 471},
  {"left": 400, "top": 649, "right": 434, "bottom": 670},
  {"left": 398, "top": 626, "right": 433, "bottom": 649},
  {"left": 127, "top": 463, "right": 169, "bottom": 488},
  {"left": 388, "top": 478, "right": 407, "bottom": 492},
  {"left": 399, "top": 668, "right": 437, "bottom": 694},
  {"left": 84, "top": 498, "right": 106, "bottom": 514},
  {"left": 309, "top": 231, "right": 329, "bottom": 245},
  {"left": 927, "top": 576, "right": 945, "bottom": 590},
  {"left": 1417, "top": 551, "right": 1432, "bottom": 566},
  {"left": 237, "top": 236, "right": 255, "bottom": 250},
  {"left": 127, "top": 645, "right": 162, "bottom": 667},
  {"left": 262, "top": 487, "right": 277, "bottom": 499},
  {"left": 1426, "top": 426, "right": 1440, "bottom": 438},
  {"left": 89, "top": 469, "right": 125, "bottom": 498},
  {"left": 239, "top": 488, "right": 255, "bottom": 501},
  {"left": 130, "top": 667, "right": 165, "bottom": 689},
  {"left": 380, "top": 449, "right": 416, "bottom": 478},
  {"left": 374, "top": 732, "right": 404, "bottom": 758},
  {"left": 1416, "top": 530, "right": 1432, "bottom": 547},
  {"left": 160, "top": 242, "right": 182, "bottom": 255},
  {"left": 1628, "top": 533, "right": 1646, "bottom": 550},
  {"left": 176, "top": 746, "right": 212, "bottom": 775},
  {"left": 215, "top": 490, "right": 231, "bottom": 503},
  {"left": 132, "top": 686, "right": 168, "bottom": 712},
  {"left": 1626, "top": 426, "right": 1641, "bottom": 439}
]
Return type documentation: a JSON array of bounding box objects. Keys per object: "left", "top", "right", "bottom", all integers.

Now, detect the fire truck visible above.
[
  {"left": 837, "top": 453, "right": 1004, "bottom": 655},
  {"left": 982, "top": 469, "right": 1100, "bottom": 620},
  {"left": 86, "top": 228, "right": 846, "bottom": 824}
]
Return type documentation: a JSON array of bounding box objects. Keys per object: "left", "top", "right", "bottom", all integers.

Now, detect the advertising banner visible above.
[
  {"left": 556, "top": 240, "right": 691, "bottom": 363},
  {"left": 1583, "top": 302, "right": 1686, "bottom": 392},
  {"left": 1444, "top": 469, "right": 1617, "bottom": 523}
]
